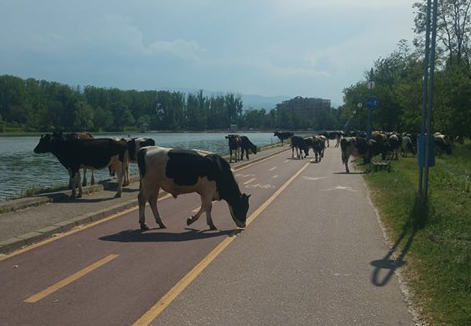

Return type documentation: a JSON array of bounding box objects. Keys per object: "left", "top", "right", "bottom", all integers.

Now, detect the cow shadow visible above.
[
  {"left": 333, "top": 171, "right": 366, "bottom": 175},
  {"left": 370, "top": 196, "right": 429, "bottom": 286},
  {"left": 99, "top": 227, "right": 236, "bottom": 243}
]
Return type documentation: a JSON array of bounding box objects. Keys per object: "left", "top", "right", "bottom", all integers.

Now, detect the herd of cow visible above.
[
  {"left": 33, "top": 131, "right": 251, "bottom": 231},
  {"left": 32, "top": 129, "right": 453, "bottom": 231}
]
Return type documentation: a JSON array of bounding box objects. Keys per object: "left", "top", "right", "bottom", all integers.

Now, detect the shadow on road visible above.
[
  {"left": 370, "top": 196, "right": 429, "bottom": 287},
  {"left": 99, "top": 227, "right": 236, "bottom": 243}
]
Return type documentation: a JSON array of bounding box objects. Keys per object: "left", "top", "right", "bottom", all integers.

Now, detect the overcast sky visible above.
[{"left": 0, "top": 0, "right": 417, "bottom": 106}]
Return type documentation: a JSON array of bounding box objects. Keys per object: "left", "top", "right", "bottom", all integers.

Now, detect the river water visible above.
[{"left": 0, "top": 132, "right": 279, "bottom": 201}]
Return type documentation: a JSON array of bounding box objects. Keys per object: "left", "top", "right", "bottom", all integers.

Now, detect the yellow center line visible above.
[
  {"left": 132, "top": 162, "right": 310, "bottom": 326},
  {"left": 243, "top": 177, "right": 256, "bottom": 185},
  {"left": 24, "top": 254, "right": 119, "bottom": 303}
]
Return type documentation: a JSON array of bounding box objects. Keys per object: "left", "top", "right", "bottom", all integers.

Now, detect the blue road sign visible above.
[{"left": 366, "top": 96, "right": 379, "bottom": 109}]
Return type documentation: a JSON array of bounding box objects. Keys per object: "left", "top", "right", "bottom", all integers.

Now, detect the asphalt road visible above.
[{"left": 0, "top": 146, "right": 416, "bottom": 326}]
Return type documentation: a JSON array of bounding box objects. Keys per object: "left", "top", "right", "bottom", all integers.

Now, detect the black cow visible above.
[
  {"left": 305, "top": 136, "right": 325, "bottom": 162},
  {"left": 290, "top": 135, "right": 308, "bottom": 159},
  {"left": 225, "top": 134, "right": 241, "bottom": 162},
  {"left": 64, "top": 132, "right": 95, "bottom": 187},
  {"left": 137, "top": 146, "right": 250, "bottom": 231},
  {"left": 33, "top": 132, "right": 127, "bottom": 198},
  {"left": 274, "top": 131, "right": 294, "bottom": 146},
  {"left": 240, "top": 136, "right": 257, "bottom": 160}
]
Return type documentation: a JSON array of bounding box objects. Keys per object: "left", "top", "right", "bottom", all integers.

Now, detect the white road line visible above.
[
  {"left": 269, "top": 167, "right": 277, "bottom": 171},
  {"left": 244, "top": 178, "right": 256, "bottom": 185},
  {"left": 272, "top": 175, "right": 279, "bottom": 179}
]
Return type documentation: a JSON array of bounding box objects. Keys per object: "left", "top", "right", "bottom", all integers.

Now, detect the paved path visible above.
[{"left": 151, "top": 147, "right": 417, "bottom": 326}]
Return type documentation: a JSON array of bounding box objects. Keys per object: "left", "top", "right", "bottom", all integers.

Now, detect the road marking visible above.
[
  {"left": 132, "top": 162, "right": 310, "bottom": 326},
  {"left": 324, "top": 186, "right": 357, "bottom": 192},
  {"left": 272, "top": 175, "right": 279, "bottom": 179},
  {"left": 243, "top": 178, "right": 256, "bottom": 185},
  {"left": 24, "top": 254, "right": 119, "bottom": 303},
  {"left": 245, "top": 183, "right": 275, "bottom": 189},
  {"left": 303, "top": 176, "right": 326, "bottom": 181},
  {"left": 284, "top": 159, "right": 290, "bottom": 163},
  {"left": 269, "top": 166, "right": 277, "bottom": 171}
]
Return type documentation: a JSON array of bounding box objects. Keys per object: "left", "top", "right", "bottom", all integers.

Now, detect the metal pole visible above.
[
  {"left": 418, "top": 0, "right": 432, "bottom": 197},
  {"left": 423, "top": 0, "right": 438, "bottom": 200}
]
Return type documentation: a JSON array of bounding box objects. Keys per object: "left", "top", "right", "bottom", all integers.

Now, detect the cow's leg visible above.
[
  {"left": 138, "top": 184, "right": 149, "bottom": 230},
  {"left": 82, "top": 168, "right": 88, "bottom": 186},
  {"left": 91, "top": 170, "right": 95, "bottom": 185},
  {"left": 113, "top": 161, "right": 124, "bottom": 198},
  {"left": 72, "top": 170, "right": 83, "bottom": 198},
  {"left": 148, "top": 187, "right": 166, "bottom": 229},
  {"left": 202, "top": 193, "right": 216, "bottom": 230}
]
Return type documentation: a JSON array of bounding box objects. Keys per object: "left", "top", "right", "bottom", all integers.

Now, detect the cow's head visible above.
[
  {"left": 34, "top": 134, "right": 54, "bottom": 154},
  {"left": 229, "top": 193, "right": 250, "bottom": 228}
]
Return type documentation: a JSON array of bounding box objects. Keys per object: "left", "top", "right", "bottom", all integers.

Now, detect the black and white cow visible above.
[
  {"left": 340, "top": 137, "right": 377, "bottom": 173},
  {"left": 434, "top": 132, "right": 452, "bottom": 155},
  {"left": 401, "top": 135, "right": 416, "bottom": 157},
  {"left": 226, "top": 134, "right": 241, "bottom": 163},
  {"left": 137, "top": 146, "right": 250, "bottom": 231},
  {"left": 290, "top": 135, "right": 308, "bottom": 159},
  {"left": 274, "top": 131, "right": 294, "bottom": 146},
  {"left": 240, "top": 136, "right": 257, "bottom": 160},
  {"left": 34, "top": 132, "right": 127, "bottom": 198}
]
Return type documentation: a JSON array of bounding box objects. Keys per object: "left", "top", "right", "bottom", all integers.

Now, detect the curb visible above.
[{"left": 0, "top": 146, "right": 289, "bottom": 256}]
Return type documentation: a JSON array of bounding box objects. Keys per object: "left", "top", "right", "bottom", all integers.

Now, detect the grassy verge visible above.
[{"left": 359, "top": 145, "right": 471, "bottom": 325}]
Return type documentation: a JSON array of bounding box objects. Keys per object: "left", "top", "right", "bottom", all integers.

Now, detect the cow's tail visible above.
[{"left": 137, "top": 148, "right": 147, "bottom": 178}]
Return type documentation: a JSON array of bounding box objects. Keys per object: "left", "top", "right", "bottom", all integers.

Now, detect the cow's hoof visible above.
[
  {"left": 114, "top": 193, "right": 122, "bottom": 198},
  {"left": 77, "top": 194, "right": 82, "bottom": 198},
  {"left": 209, "top": 225, "right": 217, "bottom": 231},
  {"left": 158, "top": 224, "right": 167, "bottom": 229},
  {"left": 187, "top": 217, "right": 195, "bottom": 225},
  {"left": 140, "top": 224, "right": 149, "bottom": 231}
]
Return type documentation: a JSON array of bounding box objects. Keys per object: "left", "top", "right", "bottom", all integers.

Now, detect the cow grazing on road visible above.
[
  {"left": 137, "top": 146, "right": 250, "bottom": 231},
  {"left": 274, "top": 131, "right": 294, "bottom": 146},
  {"left": 240, "top": 136, "right": 257, "bottom": 160},
  {"left": 34, "top": 132, "right": 127, "bottom": 198},
  {"left": 64, "top": 132, "right": 95, "bottom": 186},
  {"left": 226, "top": 134, "right": 241, "bottom": 163},
  {"left": 340, "top": 137, "right": 374, "bottom": 173},
  {"left": 290, "top": 135, "right": 308, "bottom": 159}
]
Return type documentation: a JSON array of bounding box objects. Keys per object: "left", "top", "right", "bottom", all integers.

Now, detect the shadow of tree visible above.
[{"left": 370, "top": 195, "right": 429, "bottom": 287}]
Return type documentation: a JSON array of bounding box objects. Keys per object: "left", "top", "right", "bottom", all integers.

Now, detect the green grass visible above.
[{"left": 359, "top": 145, "right": 471, "bottom": 325}]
